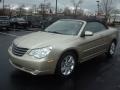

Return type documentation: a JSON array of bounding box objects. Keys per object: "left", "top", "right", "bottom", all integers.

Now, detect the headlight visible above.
[{"left": 29, "top": 46, "right": 52, "bottom": 59}]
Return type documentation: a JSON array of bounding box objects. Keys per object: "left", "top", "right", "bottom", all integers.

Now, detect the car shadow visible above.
[{"left": 10, "top": 54, "right": 116, "bottom": 90}]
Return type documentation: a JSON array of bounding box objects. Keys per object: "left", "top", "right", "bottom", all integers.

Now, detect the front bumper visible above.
[
  {"left": 8, "top": 50, "right": 57, "bottom": 75},
  {"left": 0, "top": 25, "right": 10, "bottom": 29}
]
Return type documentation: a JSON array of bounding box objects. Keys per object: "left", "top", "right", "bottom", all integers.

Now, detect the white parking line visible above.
[{"left": 0, "top": 32, "right": 18, "bottom": 37}]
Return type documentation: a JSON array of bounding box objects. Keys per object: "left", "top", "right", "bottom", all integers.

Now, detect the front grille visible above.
[{"left": 12, "top": 44, "right": 28, "bottom": 57}]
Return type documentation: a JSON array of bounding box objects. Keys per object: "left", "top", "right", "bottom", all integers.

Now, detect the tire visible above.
[
  {"left": 106, "top": 41, "right": 116, "bottom": 57},
  {"left": 55, "top": 52, "right": 77, "bottom": 78},
  {"left": 7, "top": 27, "right": 10, "bottom": 31},
  {"left": 23, "top": 26, "right": 26, "bottom": 29},
  {"left": 13, "top": 25, "right": 16, "bottom": 29}
]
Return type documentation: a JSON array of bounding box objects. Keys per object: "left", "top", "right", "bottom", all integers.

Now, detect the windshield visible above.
[
  {"left": 45, "top": 20, "right": 83, "bottom": 35},
  {"left": 0, "top": 17, "right": 9, "bottom": 20},
  {"left": 17, "top": 18, "right": 25, "bottom": 21}
]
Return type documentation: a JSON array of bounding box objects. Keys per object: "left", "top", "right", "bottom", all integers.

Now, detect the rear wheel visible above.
[
  {"left": 55, "top": 52, "right": 77, "bottom": 78},
  {"left": 106, "top": 41, "right": 116, "bottom": 57}
]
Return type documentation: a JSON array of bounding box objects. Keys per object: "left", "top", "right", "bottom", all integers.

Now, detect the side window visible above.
[{"left": 84, "top": 22, "right": 106, "bottom": 33}]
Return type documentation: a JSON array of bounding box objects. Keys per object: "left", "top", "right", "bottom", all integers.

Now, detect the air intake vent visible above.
[{"left": 12, "top": 44, "right": 28, "bottom": 57}]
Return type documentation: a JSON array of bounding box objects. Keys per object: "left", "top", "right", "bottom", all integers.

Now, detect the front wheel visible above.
[
  {"left": 106, "top": 41, "right": 116, "bottom": 57},
  {"left": 55, "top": 52, "right": 77, "bottom": 78}
]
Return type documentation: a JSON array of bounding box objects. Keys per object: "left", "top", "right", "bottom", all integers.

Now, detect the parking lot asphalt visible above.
[{"left": 0, "top": 27, "right": 120, "bottom": 90}]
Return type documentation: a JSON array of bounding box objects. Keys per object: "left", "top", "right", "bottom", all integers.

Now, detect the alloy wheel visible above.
[
  {"left": 61, "top": 55, "right": 75, "bottom": 76},
  {"left": 110, "top": 42, "right": 116, "bottom": 55}
]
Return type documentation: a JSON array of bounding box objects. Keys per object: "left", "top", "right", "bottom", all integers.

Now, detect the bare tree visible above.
[
  {"left": 101, "top": 0, "right": 114, "bottom": 22},
  {"left": 39, "top": 2, "right": 52, "bottom": 15},
  {"left": 63, "top": 7, "right": 71, "bottom": 15},
  {"left": 16, "top": 4, "right": 25, "bottom": 16},
  {"left": 111, "top": 9, "right": 120, "bottom": 23},
  {"left": 32, "top": 5, "right": 37, "bottom": 15},
  {"left": 71, "top": 0, "right": 83, "bottom": 16}
]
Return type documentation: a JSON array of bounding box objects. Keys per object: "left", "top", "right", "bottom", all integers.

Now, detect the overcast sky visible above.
[{"left": 0, "top": 0, "right": 120, "bottom": 12}]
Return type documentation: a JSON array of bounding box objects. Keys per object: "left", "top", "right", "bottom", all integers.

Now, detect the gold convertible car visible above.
[{"left": 8, "top": 19, "right": 119, "bottom": 77}]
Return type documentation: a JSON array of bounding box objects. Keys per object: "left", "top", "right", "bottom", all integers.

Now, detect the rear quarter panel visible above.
[
  {"left": 102, "top": 27, "right": 119, "bottom": 51},
  {"left": 107, "top": 27, "right": 119, "bottom": 43}
]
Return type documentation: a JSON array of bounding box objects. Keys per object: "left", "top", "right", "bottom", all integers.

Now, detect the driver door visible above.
[{"left": 79, "top": 22, "right": 107, "bottom": 62}]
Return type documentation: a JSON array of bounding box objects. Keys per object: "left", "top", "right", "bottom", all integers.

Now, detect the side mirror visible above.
[{"left": 84, "top": 31, "right": 94, "bottom": 36}]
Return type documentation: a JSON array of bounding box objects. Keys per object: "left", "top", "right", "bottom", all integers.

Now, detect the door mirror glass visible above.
[{"left": 85, "top": 31, "right": 94, "bottom": 36}]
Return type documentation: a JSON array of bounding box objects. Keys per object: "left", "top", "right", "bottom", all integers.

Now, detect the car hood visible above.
[{"left": 14, "top": 31, "right": 77, "bottom": 49}]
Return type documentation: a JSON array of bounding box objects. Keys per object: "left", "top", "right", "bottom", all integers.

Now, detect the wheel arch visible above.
[
  {"left": 55, "top": 48, "right": 79, "bottom": 77},
  {"left": 112, "top": 39, "right": 117, "bottom": 45},
  {"left": 59, "top": 48, "right": 79, "bottom": 62}
]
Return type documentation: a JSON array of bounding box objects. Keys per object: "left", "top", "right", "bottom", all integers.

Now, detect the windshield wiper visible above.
[{"left": 46, "top": 31, "right": 63, "bottom": 34}]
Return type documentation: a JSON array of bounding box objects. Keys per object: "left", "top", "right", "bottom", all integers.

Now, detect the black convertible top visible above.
[
  {"left": 60, "top": 18, "right": 108, "bottom": 29},
  {"left": 83, "top": 18, "right": 108, "bottom": 29}
]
